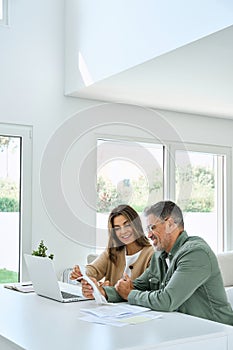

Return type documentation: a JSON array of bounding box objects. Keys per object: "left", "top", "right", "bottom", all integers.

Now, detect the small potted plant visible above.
[{"left": 32, "top": 240, "right": 54, "bottom": 260}]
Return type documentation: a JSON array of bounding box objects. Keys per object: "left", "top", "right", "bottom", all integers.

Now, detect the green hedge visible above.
[
  {"left": 0, "top": 197, "right": 19, "bottom": 212},
  {"left": 0, "top": 179, "right": 19, "bottom": 212},
  {"left": 0, "top": 268, "right": 18, "bottom": 283}
]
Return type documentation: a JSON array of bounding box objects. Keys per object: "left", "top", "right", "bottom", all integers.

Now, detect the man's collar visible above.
[{"left": 168, "top": 231, "right": 188, "bottom": 259}]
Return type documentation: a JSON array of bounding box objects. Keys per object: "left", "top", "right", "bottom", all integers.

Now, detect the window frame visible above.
[
  {"left": 96, "top": 135, "right": 232, "bottom": 253},
  {"left": 0, "top": 123, "right": 32, "bottom": 281},
  {"left": 168, "top": 142, "right": 232, "bottom": 252},
  {"left": 0, "top": 0, "right": 9, "bottom": 26}
]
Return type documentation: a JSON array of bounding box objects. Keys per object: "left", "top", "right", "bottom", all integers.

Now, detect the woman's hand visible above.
[
  {"left": 69, "top": 265, "right": 82, "bottom": 280},
  {"left": 81, "top": 277, "right": 107, "bottom": 300}
]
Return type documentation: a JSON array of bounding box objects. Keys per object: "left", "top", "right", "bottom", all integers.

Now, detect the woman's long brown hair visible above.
[{"left": 107, "top": 204, "right": 151, "bottom": 264}]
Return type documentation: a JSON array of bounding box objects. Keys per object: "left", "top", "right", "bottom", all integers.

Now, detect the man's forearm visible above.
[{"left": 103, "top": 286, "right": 126, "bottom": 303}]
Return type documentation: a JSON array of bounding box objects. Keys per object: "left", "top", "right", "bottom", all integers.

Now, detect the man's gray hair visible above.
[{"left": 144, "top": 201, "right": 184, "bottom": 228}]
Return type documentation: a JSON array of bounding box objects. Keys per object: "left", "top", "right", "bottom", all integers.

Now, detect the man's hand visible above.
[
  {"left": 115, "top": 273, "right": 134, "bottom": 300},
  {"left": 81, "top": 277, "right": 107, "bottom": 300},
  {"left": 70, "top": 265, "right": 82, "bottom": 280}
]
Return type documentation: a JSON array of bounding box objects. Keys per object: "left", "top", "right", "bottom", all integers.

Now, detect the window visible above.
[
  {"left": 0, "top": 0, "right": 3, "bottom": 20},
  {"left": 0, "top": 0, "right": 8, "bottom": 26},
  {"left": 96, "top": 139, "right": 231, "bottom": 254},
  {"left": 172, "top": 143, "right": 230, "bottom": 253},
  {"left": 96, "top": 138, "right": 164, "bottom": 249},
  {"left": 0, "top": 135, "right": 20, "bottom": 283},
  {"left": 0, "top": 124, "right": 32, "bottom": 283}
]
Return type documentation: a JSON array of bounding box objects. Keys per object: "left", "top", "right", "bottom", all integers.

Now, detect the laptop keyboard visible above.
[{"left": 61, "top": 291, "right": 79, "bottom": 299}]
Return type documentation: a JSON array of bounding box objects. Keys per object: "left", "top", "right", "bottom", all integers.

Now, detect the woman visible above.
[{"left": 70, "top": 204, "right": 154, "bottom": 286}]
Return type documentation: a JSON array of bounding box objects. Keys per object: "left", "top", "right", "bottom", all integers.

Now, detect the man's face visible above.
[{"left": 146, "top": 214, "right": 170, "bottom": 251}]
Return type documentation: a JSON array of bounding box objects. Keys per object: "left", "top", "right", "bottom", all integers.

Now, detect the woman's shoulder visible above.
[{"left": 141, "top": 244, "right": 155, "bottom": 256}]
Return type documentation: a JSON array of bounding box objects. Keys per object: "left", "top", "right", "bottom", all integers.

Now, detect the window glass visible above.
[
  {"left": 0, "top": 0, "right": 3, "bottom": 20},
  {"left": 175, "top": 150, "right": 226, "bottom": 253},
  {"left": 0, "top": 0, "right": 8, "bottom": 25},
  {"left": 0, "top": 136, "right": 21, "bottom": 283},
  {"left": 96, "top": 139, "right": 230, "bottom": 254},
  {"left": 96, "top": 139, "right": 163, "bottom": 249},
  {"left": 0, "top": 124, "right": 32, "bottom": 283}
]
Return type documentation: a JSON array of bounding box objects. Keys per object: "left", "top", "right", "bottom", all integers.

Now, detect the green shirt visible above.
[{"left": 104, "top": 231, "right": 233, "bottom": 326}]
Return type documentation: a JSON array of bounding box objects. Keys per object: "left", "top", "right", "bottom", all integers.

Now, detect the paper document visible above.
[
  {"left": 118, "top": 313, "right": 161, "bottom": 325},
  {"left": 79, "top": 265, "right": 107, "bottom": 304},
  {"left": 80, "top": 303, "right": 150, "bottom": 318},
  {"left": 4, "top": 281, "right": 34, "bottom": 293},
  {"left": 79, "top": 304, "right": 162, "bottom": 327},
  {"left": 80, "top": 314, "right": 126, "bottom": 327}
]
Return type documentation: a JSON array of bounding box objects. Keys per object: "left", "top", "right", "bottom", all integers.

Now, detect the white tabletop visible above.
[{"left": 0, "top": 285, "right": 232, "bottom": 350}]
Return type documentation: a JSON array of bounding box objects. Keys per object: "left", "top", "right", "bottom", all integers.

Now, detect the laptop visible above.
[{"left": 24, "top": 254, "right": 87, "bottom": 303}]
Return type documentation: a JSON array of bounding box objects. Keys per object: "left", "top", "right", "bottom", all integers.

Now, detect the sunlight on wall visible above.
[{"left": 78, "top": 52, "right": 94, "bottom": 86}]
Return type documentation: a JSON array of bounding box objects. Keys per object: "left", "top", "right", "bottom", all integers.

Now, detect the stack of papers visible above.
[
  {"left": 80, "top": 303, "right": 162, "bottom": 327},
  {"left": 78, "top": 266, "right": 162, "bottom": 326},
  {"left": 4, "top": 281, "right": 34, "bottom": 293}
]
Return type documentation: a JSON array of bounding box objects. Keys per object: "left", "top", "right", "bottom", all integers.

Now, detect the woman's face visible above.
[{"left": 112, "top": 214, "right": 136, "bottom": 246}]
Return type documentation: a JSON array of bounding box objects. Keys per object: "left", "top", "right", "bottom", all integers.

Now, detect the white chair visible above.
[
  {"left": 62, "top": 253, "right": 98, "bottom": 284},
  {"left": 216, "top": 251, "right": 233, "bottom": 308},
  {"left": 86, "top": 253, "right": 98, "bottom": 264},
  {"left": 217, "top": 251, "right": 233, "bottom": 287}
]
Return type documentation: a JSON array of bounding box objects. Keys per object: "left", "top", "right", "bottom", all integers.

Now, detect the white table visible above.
[{"left": 0, "top": 285, "right": 232, "bottom": 350}]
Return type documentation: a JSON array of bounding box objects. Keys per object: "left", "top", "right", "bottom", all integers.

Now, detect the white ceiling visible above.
[{"left": 71, "top": 25, "right": 233, "bottom": 120}]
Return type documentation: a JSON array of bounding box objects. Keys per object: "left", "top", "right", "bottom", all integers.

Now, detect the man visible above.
[{"left": 82, "top": 201, "right": 233, "bottom": 325}]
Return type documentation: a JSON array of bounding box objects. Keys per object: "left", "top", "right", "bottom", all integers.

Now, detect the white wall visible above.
[
  {"left": 65, "top": 0, "right": 233, "bottom": 93},
  {"left": 0, "top": 0, "right": 233, "bottom": 279},
  {"left": 0, "top": 0, "right": 97, "bottom": 278},
  {"left": 38, "top": 103, "right": 233, "bottom": 256}
]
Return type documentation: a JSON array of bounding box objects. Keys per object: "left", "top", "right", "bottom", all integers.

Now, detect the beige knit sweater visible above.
[{"left": 85, "top": 245, "right": 154, "bottom": 286}]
